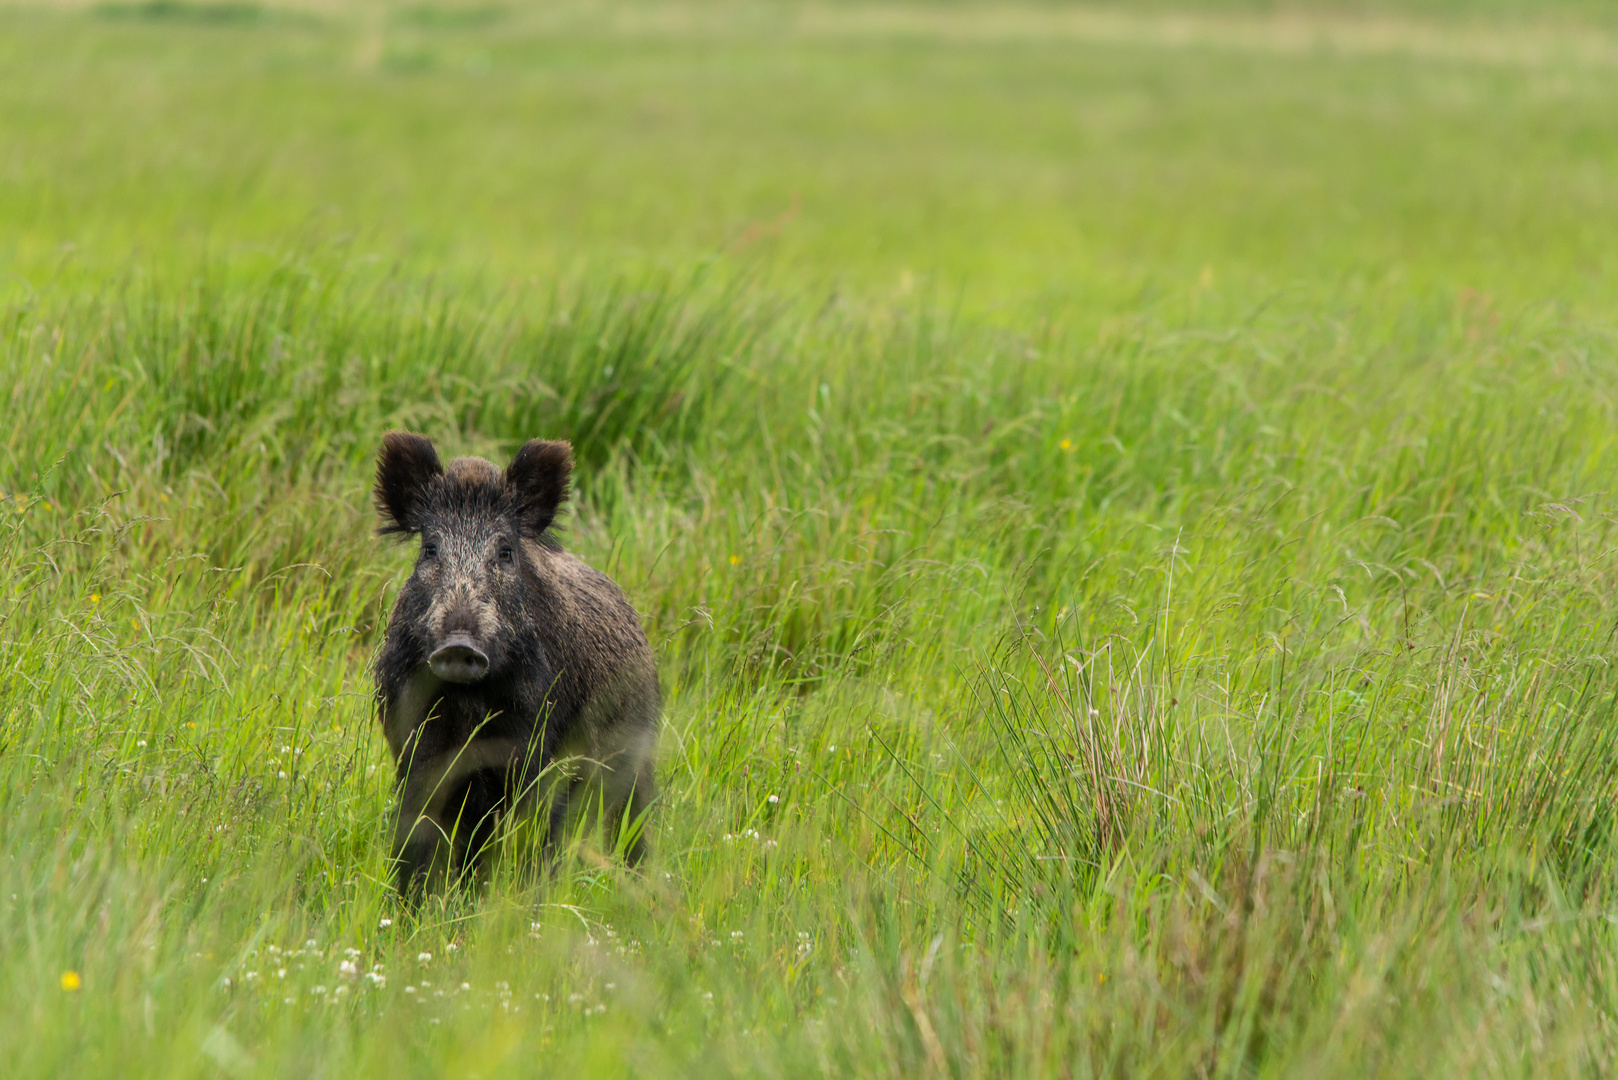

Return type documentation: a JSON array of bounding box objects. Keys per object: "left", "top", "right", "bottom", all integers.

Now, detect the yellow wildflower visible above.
[
  {"left": 1059, "top": 439, "right": 1073, "bottom": 451},
  {"left": 728, "top": 555, "right": 742, "bottom": 566},
  {"left": 60, "top": 970, "right": 81, "bottom": 992}
]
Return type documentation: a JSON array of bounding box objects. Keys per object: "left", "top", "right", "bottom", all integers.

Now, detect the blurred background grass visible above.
[
  {"left": 7, "top": 0, "right": 1618, "bottom": 311},
  {"left": 5, "top": 1, "right": 1618, "bottom": 1077}
]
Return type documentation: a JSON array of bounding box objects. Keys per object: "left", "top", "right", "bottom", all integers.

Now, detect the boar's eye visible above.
[
  {"left": 421, "top": 541, "right": 438, "bottom": 560},
  {"left": 498, "top": 544, "right": 515, "bottom": 564}
]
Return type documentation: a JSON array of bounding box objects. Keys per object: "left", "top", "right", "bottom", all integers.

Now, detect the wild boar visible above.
[{"left": 372, "top": 432, "right": 658, "bottom": 899}]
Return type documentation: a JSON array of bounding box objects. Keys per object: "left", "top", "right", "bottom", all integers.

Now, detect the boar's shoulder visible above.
[{"left": 524, "top": 543, "right": 653, "bottom": 684}]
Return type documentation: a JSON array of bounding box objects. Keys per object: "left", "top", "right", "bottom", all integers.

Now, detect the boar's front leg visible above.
[
  {"left": 392, "top": 738, "right": 523, "bottom": 902},
  {"left": 393, "top": 764, "right": 456, "bottom": 902}
]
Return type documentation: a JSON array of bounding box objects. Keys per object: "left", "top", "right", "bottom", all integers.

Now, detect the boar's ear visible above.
[
  {"left": 506, "top": 439, "right": 573, "bottom": 535},
  {"left": 374, "top": 432, "right": 443, "bottom": 536}
]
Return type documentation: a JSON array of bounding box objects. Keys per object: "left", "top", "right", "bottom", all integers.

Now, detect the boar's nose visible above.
[{"left": 429, "top": 634, "right": 489, "bottom": 684}]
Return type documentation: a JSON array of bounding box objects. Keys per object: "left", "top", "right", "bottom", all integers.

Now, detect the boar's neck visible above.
[{"left": 383, "top": 662, "right": 551, "bottom": 768}]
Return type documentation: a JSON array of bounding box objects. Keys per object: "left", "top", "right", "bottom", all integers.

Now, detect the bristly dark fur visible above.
[
  {"left": 371, "top": 432, "right": 659, "bottom": 902},
  {"left": 505, "top": 439, "right": 573, "bottom": 537},
  {"left": 374, "top": 431, "right": 443, "bottom": 536}
]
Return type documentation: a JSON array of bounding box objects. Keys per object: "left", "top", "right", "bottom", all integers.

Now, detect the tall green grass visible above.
[
  {"left": 6, "top": 0, "right": 1618, "bottom": 1075},
  {"left": 6, "top": 254, "right": 1618, "bottom": 1075}
]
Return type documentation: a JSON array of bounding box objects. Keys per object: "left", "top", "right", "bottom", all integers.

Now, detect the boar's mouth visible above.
[{"left": 428, "top": 634, "right": 490, "bottom": 684}]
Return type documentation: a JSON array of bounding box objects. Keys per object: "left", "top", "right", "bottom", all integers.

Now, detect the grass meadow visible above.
[{"left": 7, "top": 0, "right": 1618, "bottom": 1075}]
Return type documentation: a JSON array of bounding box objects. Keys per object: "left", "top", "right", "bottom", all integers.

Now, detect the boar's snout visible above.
[{"left": 429, "top": 633, "right": 490, "bottom": 684}]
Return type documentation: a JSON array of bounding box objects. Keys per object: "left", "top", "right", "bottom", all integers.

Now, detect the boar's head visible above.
[{"left": 374, "top": 432, "right": 572, "bottom": 685}]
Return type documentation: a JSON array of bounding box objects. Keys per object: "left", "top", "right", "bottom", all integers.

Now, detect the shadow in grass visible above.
[
  {"left": 93, "top": 1, "right": 267, "bottom": 26},
  {"left": 383, "top": 47, "right": 438, "bottom": 74},
  {"left": 394, "top": 4, "right": 507, "bottom": 30}
]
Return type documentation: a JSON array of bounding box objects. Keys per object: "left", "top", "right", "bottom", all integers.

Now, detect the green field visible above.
[{"left": 7, "top": 0, "right": 1618, "bottom": 1075}]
